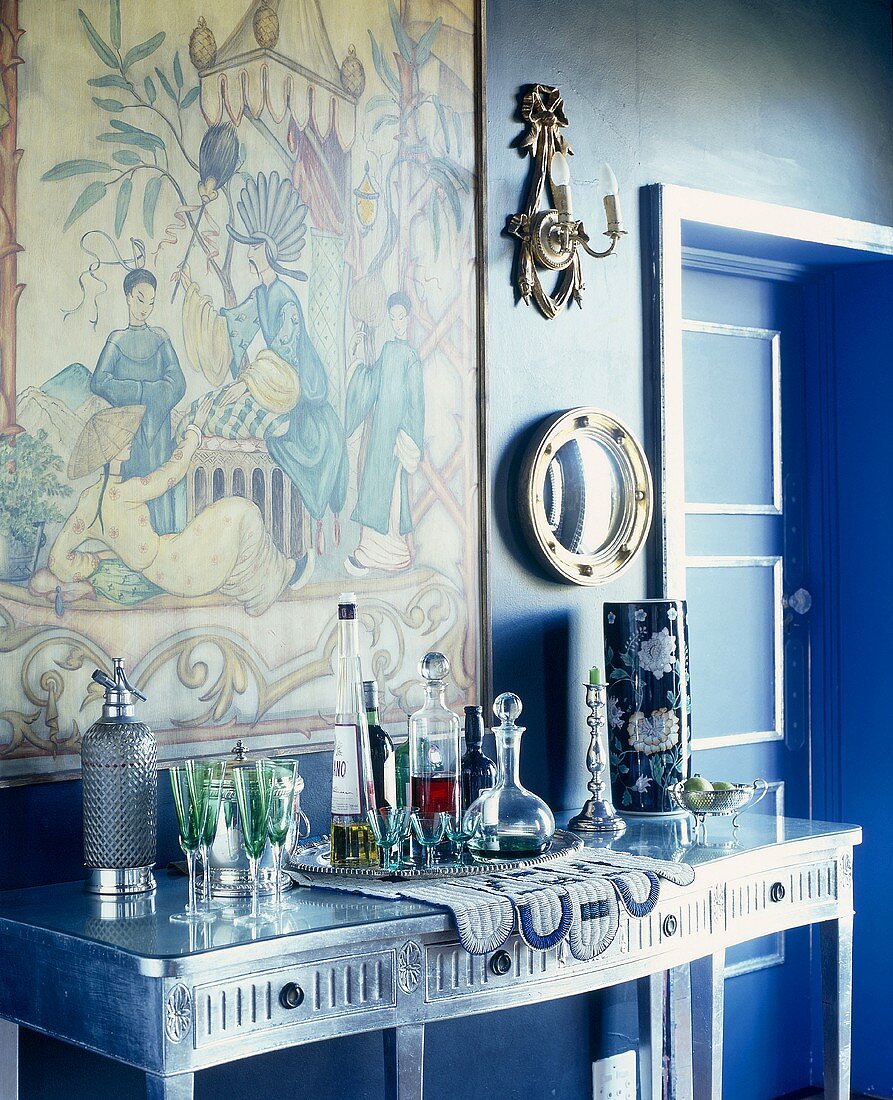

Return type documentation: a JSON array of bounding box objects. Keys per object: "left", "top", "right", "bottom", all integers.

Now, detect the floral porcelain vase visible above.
[{"left": 603, "top": 600, "right": 691, "bottom": 815}]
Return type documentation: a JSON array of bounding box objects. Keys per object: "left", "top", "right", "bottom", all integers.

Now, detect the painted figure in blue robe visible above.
[
  {"left": 344, "top": 293, "right": 424, "bottom": 574},
  {"left": 181, "top": 169, "right": 345, "bottom": 585},
  {"left": 220, "top": 263, "right": 347, "bottom": 525},
  {"left": 90, "top": 269, "right": 186, "bottom": 535}
]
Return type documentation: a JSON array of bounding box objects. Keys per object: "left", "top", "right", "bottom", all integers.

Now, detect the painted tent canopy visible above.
[{"left": 0, "top": 0, "right": 482, "bottom": 783}]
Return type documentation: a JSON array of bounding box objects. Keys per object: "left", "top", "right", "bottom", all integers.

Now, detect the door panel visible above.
[
  {"left": 685, "top": 558, "right": 782, "bottom": 746},
  {"left": 682, "top": 325, "right": 780, "bottom": 511}
]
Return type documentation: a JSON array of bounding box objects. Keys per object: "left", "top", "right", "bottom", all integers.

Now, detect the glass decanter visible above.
[
  {"left": 408, "top": 652, "right": 461, "bottom": 823},
  {"left": 465, "top": 693, "right": 556, "bottom": 858}
]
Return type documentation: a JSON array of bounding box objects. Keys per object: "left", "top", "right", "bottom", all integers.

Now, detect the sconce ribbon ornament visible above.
[{"left": 507, "top": 85, "right": 625, "bottom": 320}]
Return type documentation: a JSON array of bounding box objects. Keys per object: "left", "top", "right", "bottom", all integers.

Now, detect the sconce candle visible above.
[
  {"left": 599, "top": 162, "right": 622, "bottom": 233},
  {"left": 550, "top": 150, "right": 574, "bottom": 218},
  {"left": 589, "top": 665, "right": 602, "bottom": 686}
]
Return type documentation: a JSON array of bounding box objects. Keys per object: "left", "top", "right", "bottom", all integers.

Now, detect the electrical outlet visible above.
[{"left": 593, "top": 1050, "right": 637, "bottom": 1100}]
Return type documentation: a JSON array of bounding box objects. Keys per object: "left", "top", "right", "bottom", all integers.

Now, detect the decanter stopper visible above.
[
  {"left": 494, "top": 691, "right": 523, "bottom": 727},
  {"left": 419, "top": 651, "right": 450, "bottom": 683}
]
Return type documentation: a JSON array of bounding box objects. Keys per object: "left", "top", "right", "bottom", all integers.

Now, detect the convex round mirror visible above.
[{"left": 519, "top": 408, "right": 653, "bottom": 585}]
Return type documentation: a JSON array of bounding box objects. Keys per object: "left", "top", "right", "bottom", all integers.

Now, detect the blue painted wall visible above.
[{"left": 4, "top": 0, "right": 893, "bottom": 1096}]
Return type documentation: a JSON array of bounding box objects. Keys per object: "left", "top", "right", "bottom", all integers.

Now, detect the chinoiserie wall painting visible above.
[{"left": 0, "top": 0, "right": 482, "bottom": 783}]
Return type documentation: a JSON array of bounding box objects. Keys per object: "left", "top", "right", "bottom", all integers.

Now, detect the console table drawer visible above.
[
  {"left": 192, "top": 951, "right": 395, "bottom": 1048},
  {"left": 425, "top": 936, "right": 565, "bottom": 1001},
  {"left": 724, "top": 860, "right": 838, "bottom": 929}
]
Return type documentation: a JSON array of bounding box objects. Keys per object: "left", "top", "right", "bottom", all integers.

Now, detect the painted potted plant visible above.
[{"left": 0, "top": 431, "right": 71, "bottom": 583}]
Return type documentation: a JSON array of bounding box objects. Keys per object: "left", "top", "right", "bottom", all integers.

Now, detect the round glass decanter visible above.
[{"left": 465, "top": 693, "right": 556, "bottom": 858}]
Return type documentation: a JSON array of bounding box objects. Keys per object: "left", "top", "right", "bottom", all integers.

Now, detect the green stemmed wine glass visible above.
[
  {"left": 232, "top": 762, "right": 274, "bottom": 930},
  {"left": 261, "top": 759, "right": 299, "bottom": 911},
  {"left": 197, "top": 760, "right": 226, "bottom": 914},
  {"left": 170, "top": 760, "right": 219, "bottom": 924},
  {"left": 444, "top": 809, "right": 483, "bottom": 858},
  {"left": 366, "top": 807, "right": 411, "bottom": 872},
  {"left": 410, "top": 810, "right": 447, "bottom": 868}
]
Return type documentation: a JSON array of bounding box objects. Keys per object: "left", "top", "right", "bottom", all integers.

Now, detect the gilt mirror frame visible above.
[{"left": 519, "top": 406, "right": 653, "bottom": 587}]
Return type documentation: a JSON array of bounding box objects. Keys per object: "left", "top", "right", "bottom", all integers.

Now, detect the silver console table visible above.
[{"left": 0, "top": 816, "right": 859, "bottom": 1100}]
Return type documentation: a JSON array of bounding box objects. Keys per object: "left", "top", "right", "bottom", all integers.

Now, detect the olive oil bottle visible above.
[{"left": 330, "top": 594, "right": 378, "bottom": 866}]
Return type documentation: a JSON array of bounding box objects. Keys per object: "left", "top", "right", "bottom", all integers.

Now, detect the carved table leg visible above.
[
  {"left": 637, "top": 973, "right": 665, "bottom": 1100},
  {"left": 384, "top": 1024, "right": 425, "bottom": 1100},
  {"left": 668, "top": 964, "right": 693, "bottom": 1100},
  {"left": 0, "top": 1019, "right": 18, "bottom": 1100},
  {"left": 145, "top": 1072, "right": 194, "bottom": 1100},
  {"left": 690, "top": 951, "right": 725, "bottom": 1100},
  {"left": 820, "top": 915, "right": 853, "bottom": 1100}
]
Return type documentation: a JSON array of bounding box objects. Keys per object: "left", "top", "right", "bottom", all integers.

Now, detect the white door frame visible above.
[{"left": 645, "top": 183, "right": 893, "bottom": 597}]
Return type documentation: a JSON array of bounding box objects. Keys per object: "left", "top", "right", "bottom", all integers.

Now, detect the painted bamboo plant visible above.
[
  {"left": 40, "top": 2, "right": 239, "bottom": 308},
  {"left": 366, "top": 0, "right": 472, "bottom": 273}
]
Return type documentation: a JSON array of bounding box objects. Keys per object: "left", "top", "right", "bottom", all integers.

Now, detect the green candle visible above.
[{"left": 589, "top": 665, "right": 602, "bottom": 686}]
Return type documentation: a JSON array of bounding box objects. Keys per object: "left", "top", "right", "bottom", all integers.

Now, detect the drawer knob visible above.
[
  {"left": 662, "top": 914, "right": 679, "bottom": 938},
  {"left": 490, "top": 950, "right": 513, "bottom": 976},
  {"left": 279, "top": 982, "right": 305, "bottom": 1009},
  {"left": 770, "top": 881, "right": 786, "bottom": 903}
]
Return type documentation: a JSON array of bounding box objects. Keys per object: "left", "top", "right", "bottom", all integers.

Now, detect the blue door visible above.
[{"left": 679, "top": 260, "right": 812, "bottom": 1099}]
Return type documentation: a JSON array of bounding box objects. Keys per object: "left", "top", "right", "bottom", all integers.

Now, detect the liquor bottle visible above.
[
  {"left": 461, "top": 705, "right": 497, "bottom": 810},
  {"left": 363, "top": 680, "right": 397, "bottom": 809},
  {"left": 394, "top": 719, "right": 411, "bottom": 809},
  {"left": 409, "top": 652, "right": 461, "bottom": 822},
  {"left": 330, "top": 594, "right": 378, "bottom": 866}
]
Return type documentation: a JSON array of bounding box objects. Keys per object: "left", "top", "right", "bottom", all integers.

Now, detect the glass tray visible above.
[{"left": 287, "top": 829, "right": 583, "bottom": 880}]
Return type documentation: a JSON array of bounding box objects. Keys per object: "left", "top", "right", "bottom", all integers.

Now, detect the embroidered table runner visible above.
[{"left": 291, "top": 847, "right": 695, "bottom": 961}]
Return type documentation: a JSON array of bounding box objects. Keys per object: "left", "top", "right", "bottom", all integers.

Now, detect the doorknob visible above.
[{"left": 784, "top": 588, "right": 812, "bottom": 615}]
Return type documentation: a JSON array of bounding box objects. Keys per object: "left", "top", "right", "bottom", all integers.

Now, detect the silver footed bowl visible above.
[{"left": 669, "top": 779, "right": 768, "bottom": 819}]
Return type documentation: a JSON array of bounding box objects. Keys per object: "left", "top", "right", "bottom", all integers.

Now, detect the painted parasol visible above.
[{"left": 68, "top": 405, "right": 144, "bottom": 480}]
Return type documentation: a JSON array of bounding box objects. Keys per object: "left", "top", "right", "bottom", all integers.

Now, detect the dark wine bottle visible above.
[
  {"left": 363, "top": 680, "right": 397, "bottom": 810},
  {"left": 461, "top": 704, "right": 497, "bottom": 810}
]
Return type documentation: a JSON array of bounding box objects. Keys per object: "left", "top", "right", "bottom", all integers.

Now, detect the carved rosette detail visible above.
[
  {"left": 165, "top": 983, "right": 192, "bottom": 1043},
  {"left": 397, "top": 940, "right": 423, "bottom": 994},
  {"left": 711, "top": 883, "right": 726, "bottom": 928},
  {"left": 839, "top": 853, "right": 853, "bottom": 888}
]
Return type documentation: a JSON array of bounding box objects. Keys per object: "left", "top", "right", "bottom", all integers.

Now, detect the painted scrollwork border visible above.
[{"left": 0, "top": 577, "right": 473, "bottom": 784}]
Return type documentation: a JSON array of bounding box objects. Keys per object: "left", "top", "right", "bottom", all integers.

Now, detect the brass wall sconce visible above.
[{"left": 507, "top": 85, "right": 626, "bottom": 319}]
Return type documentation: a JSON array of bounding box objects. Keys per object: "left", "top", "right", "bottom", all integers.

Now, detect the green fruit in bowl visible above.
[
  {"left": 712, "top": 781, "right": 735, "bottom": 790},
  {"left": 683, "top": 775, "right": 714, "bottom": 793}
]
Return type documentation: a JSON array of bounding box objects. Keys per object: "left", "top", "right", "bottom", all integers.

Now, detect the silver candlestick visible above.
[{"left": 568, "top": 682, "right": 626, "bottom": 835}]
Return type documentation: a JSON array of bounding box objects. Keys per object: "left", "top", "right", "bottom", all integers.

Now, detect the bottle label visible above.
[
  {"left": 383, "top": 757, "right": 397, "bottom": 809},
  {"left": 332, "top": 722, "right": 362, "bottom": 814}
]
